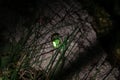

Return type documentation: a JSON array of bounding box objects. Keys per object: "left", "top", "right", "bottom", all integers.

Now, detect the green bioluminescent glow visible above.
[{"left": 52, "top": 39, "right": 60, "bottom": 48}]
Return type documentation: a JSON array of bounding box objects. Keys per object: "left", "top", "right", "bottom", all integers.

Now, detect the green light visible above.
[{"left": 52, "top": 39, "right": 60, "bottom": 48}]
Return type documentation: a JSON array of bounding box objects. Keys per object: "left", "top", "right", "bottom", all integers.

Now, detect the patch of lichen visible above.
[{"left": 94, "top": 6, "right": 113, "bottom": 37}]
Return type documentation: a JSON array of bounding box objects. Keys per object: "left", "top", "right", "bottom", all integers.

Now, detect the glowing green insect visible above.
[
  {"left": 51, "top": 33, "right": 61, "bottom": 48},
  {"left": 52, "top": 39, "right": 61, "bottom": 48}
]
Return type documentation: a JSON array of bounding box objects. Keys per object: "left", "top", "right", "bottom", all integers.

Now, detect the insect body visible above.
[{"left": 51, "top": 33, "right": 61, "bottom": 48}]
